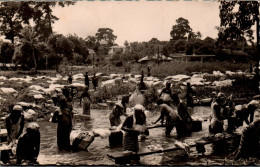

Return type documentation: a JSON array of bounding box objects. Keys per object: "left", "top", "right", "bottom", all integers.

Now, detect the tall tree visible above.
[
  {"left": 170, "top": 17, "right": 192, "bottom": 41},
  {"left": 19, "top": 26, "right": 41, "bottom": 73},
  {"left": 67, "top": 34, "right": 89, "bottom": 63},
  {"left": 0, "top": 2, "right": 34, "bottom": 43},
  {"left": 0, "top": 42, "right": 14, "bottom": 67},
  {"left": 33, "top": 2, "right": 75, "bottom": 41},
  {"left": 219, "top": 1, "right": 259, "bottom": 93},
  {"left": 219, "top": 1, "right": 259, "bottom": 48},
  {"left": 0, "top": 2, "right": 75, "bottom": 43},
  {"left": 95, "top": 28, "right": 117, "bottom": 46},
  {"left": 85, "top": 35, "right": 97, "bottom": 49},
  {"left": 47, "top": 34, "right": 74, "bottom": 61}
]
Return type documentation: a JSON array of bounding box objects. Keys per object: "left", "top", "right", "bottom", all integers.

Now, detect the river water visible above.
[{"left": 35, "top": 106, "right": 259, "bottom": 165}]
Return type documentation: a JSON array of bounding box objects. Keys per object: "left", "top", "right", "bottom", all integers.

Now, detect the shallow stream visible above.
[{"left": 35, "top": 106, "right": 259, "bottom": 165}]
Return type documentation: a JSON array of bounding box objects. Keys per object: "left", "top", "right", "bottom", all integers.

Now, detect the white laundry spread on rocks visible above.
[
  {"left": 0, "top": 87, "right": 17, "bottom": 94},
  {"left": 70, "top": 82, "right": 86, "bottom": 88},
  {"left": 73, "top": 73, "right": 85, "bottom": 80},
  {"left": 24, "top": 109, "right": 37, "bottom": 121},
  {"left": 0, "top": 76, "right": 7, "bottom": 80},
  {"left": 165, "top": 75, "right": 190, "bottom": 81},
  {"left": 213, "top": 71, "right": 224, "bottom": 77},
  {"left": 34, "top": 94, "right": 44, "bottom": 99},
  {"left": 212, "top": 79, "right": 233, "bottom": 87},
  {"left": 225, "top": 71, "right": 236, "bottom": 76},
  {"left": 101, "top": 79, "right": 116, "bottom": 87},
  {"left": 29, "top": 85, "right": 45, "bottom": 91},
  {"left": 92, "top": 129, "right": 111, "bottom": 139}
]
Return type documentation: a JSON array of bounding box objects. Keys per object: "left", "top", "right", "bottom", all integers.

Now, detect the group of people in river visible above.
[{"left": 1, "top": 70, "right": 260, "bottom": 165}]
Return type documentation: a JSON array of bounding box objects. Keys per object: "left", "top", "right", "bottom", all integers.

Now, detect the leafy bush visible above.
[
  {"left": 92, "top": 82, "right": 136, "bottom": 103},
  {"left": 143, "top": 86, "right": 159, "bottom": 110}
]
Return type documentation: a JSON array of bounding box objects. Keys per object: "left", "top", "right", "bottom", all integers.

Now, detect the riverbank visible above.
[{"left": 0, "top": 66, "right": 257, "bottom": 127}]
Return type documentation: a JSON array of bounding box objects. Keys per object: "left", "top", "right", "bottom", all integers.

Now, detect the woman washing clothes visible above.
[{"left": 121, "top": 104, "right": 149, "bottom": 155}]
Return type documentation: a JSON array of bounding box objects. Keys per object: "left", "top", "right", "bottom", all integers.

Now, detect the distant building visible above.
[
  {"left": 108, "top": 46, "right": 126, "bottom": 56},
  {"left": 138, "top": 54, "right": 173, "bottom": 63},
  {"left": 169, "top": 53, "right": 215, "bottom": 62}
]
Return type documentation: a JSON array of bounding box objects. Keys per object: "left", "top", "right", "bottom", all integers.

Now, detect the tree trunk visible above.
[
  {"left": 32, "top": 49, "right": 37, "bottom": 74},
  {"left": 256, "top": 12, "right": 259, "bottom": 93}
]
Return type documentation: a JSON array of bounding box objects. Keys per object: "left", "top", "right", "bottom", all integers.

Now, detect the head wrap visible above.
[
  {"left": 248, "top": 100, "right": 259, "bottom": 107},
  {"left": 27, "top": 122, "right": 40, "bottom": 131},
  {"left": 13, "top": 105, "right": 23, "bottom": 111},
  {"left": 134, "top": 104, "right": 144, "bottom": 111}
]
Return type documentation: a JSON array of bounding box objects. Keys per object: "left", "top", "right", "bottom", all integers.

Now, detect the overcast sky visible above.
[{"left": 52, "top": 1, "right": 220, "bottom": 45}]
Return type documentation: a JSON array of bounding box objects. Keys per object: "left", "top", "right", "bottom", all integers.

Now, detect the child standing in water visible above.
[{"left": 80, "top": 87, "right": 92, "bottom": 115}]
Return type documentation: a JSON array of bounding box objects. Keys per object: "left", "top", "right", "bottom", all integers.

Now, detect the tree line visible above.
[{"left": 0, "top": 1, "right": 259, "bottom": 72}]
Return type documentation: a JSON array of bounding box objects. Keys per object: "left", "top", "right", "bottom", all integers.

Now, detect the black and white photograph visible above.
[{"left": 0, "top": 0, "right": 260, "bottom": 165}]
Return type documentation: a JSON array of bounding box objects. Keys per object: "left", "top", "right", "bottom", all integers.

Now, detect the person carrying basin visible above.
[{"left": 152, "top": 99, "right": 181, "bottom": 138}]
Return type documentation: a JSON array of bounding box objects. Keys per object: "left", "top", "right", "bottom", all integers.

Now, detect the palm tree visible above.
[{"left": 19, "top": 26, "right": 40, "bottom": 73}]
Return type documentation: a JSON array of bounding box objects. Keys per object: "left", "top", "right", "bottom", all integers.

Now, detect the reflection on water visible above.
[{"left": 34, "top": 107, "right": 254, "bottom": 165}]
